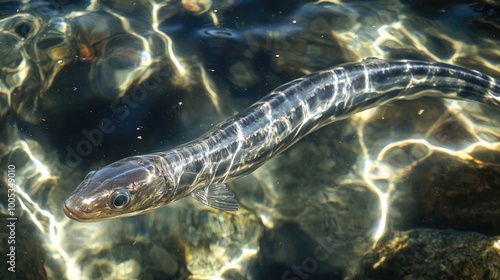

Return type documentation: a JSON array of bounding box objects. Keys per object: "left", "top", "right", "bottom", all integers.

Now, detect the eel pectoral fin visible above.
[{"left": 190, "top": 184, "right": 239, "bottom": 211}]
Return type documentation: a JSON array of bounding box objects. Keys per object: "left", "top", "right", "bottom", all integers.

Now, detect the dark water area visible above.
[{"left": 0, "top": 0, "right": 499, "bottom": 279}]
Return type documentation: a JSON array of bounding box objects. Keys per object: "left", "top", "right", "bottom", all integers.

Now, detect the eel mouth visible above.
[{"left": 62, "top": 201, "right": 100, "bottom": 223}]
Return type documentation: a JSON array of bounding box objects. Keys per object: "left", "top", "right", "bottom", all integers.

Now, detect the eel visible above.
[{"left": 63, "top": 59, "right": 499, "bottom": 222}]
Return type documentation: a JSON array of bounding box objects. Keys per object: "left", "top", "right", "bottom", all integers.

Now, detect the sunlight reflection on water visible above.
[{"left": 0, "top": 0, "right": 499, "bottom": 279}]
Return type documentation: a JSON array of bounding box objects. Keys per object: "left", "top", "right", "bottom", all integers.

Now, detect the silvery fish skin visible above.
[{"left": 63, "top": 59, "right": 500, "bottom": 222}]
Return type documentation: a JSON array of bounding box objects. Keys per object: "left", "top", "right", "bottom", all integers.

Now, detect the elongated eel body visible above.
[{"left": 63, "top": 59, "right": 499, "bottom": 222}]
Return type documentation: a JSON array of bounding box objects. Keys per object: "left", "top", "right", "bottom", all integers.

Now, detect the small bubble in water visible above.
[{"left": 137, "top": 136, "right": 142, "bottom": 140}]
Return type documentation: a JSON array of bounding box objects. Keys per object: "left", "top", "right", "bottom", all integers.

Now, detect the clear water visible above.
[{"left": 0, "top": 0, "right": 499, "bottom": 279}]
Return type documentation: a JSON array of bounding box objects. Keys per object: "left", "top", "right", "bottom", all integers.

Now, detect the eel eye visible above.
[{"left": 109, "top": 189, "right": 131, "bottom": 209}]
